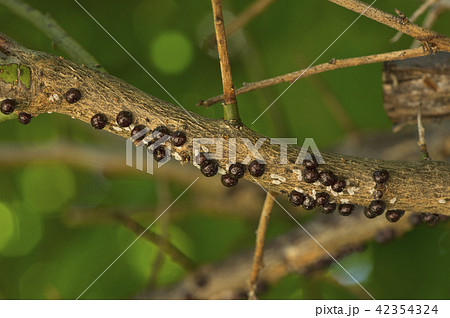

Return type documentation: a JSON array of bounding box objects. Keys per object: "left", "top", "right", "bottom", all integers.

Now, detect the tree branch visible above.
[
  {"left": 211, "top": 0, "right": 240, "bottom": 123},
  {"left": 327, "top": 0, "right": 450, "bottom": 51},
  {"left": 116, "top": 214, "right": 196, "bottom": 271},
  {"left": 198, "top": 47, "right": 433, "bottom": 107},
  {"left": 1, "top": 33, "right": 449, "bottom": 215},
  {"left": 248, "top": 190, "right": 276, "bottom": 299},
  {"left": 137, "top": 211, "right": 418, "bottom": 299}
]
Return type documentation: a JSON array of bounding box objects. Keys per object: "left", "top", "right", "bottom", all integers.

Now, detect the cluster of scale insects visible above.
[{"left": 0, "top": 89, "right": 443, "bottom": 225}]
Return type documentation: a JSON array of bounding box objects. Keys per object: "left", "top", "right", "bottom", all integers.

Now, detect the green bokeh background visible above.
[{"left": 0, "top": 0, "right": 449, "bottom": 299}]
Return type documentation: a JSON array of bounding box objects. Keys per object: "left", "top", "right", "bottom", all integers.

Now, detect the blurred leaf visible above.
[
  {"left": 19, "top": 162, "right": 76, "bottom": 215},
  {"left": 0, "top": 203, "right": 15, "bottom": 251},
  {"left": 0, "top": 202, "right": 42, "bottom": 257}
]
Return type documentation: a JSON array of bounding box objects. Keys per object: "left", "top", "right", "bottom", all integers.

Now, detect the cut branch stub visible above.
[
  {"left": 383, "top": 52, "right": 450, "bottom": 129},
  {"left": 0, "top": 32, "right": 449, "bottom": 215}
]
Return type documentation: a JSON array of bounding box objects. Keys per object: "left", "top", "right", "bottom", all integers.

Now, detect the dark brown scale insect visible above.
[
  {"left": 363, "top": 207, "right": 378, "bottom": 219},
  {"left": 321, "top": 202, "right": 336, "bottom": 214},
  {"left": 302, "top": 154, "right": 318, "bottom": 169},
  {"left": 18, "top": 112, "right": 32, "bottom": 125},
  {"left": 1, "top": 99, "right": 17, "bottom": 115},
  {"left": 385, "top": 209, "right": 405, "bottom": 223},
  {"left": 229, "top": 163, "right": 246, "bottom": 179},
  {"left": 131, "top": 125, "right": 148, "bottom": 141},
  {"left": 338, "top": 204, "right": 354, "bottom": 216},
  {"left": 421, "top": 213, "right": 439, "bottom": 225},
  {"left": 288, "top": 190, "right": 305, "bottom": 207},
  {"left": 302, "top": 195, "right": 316, "bottom": 210},
  {"left": 221, "top": 174, "right": 238, "bottom": 187},
  {"left": 315, "top": 192, "right": 330, "bottom": 206},
  {"left": 153, "top": 146, "right": 166, "bottom": 162},
  {"left": 170, "top": 131, "right": 187, "bottom": 147},
  {"left": 368, "top": 200, "right": 386, "bottom": 216},
  {"left": 201, "top": 160, "right": 218, "bottom": 177},
  {"left": 331, "top": 179, "right": 346, "bottom": 192},
  {"left": 248, "top": 160, "right": 265, "bottom": 177},
  {"left": 91, "top": 113, "right": 108, "bottom": 130},
  {"left": 116, "top": 111, "right": 133, "bottom": 127},
  {"left": 152, "top": 126, "right": 170, "bottom": 140},
  {"left": 195, "top": 152, "right": 208, "bottom": 167},
  {"left": 318, "top": 170, "right": 336, "bottom": 186},
  {"left": 373, "top": 170, "right": 389, "bottom": 184},
  {"left": 303, "top": 168, "right": 319, "bottom": 183},
  {"left": 65, "top": 88, "right": 82, "bottom": 103}
]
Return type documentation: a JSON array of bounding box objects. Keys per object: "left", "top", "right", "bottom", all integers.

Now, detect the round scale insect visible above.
[
  {"left": 65, "top": 88, "right": 82, "bottom": 103},
  {"left": 373, "top": 170, "right": 389, "bottom": 184},
  {"left": 302, "top": 154, "right": 318, "bottom": 169},
  {"left": 1, "top": 99, "right": 17, "bottom": 115},
  {"left": 315, "top": 192, "right": 330, "bottom": 206},
  {"left": 318, "top": 170, "right": 336, "bottom": 186},
  {"left": 152, "top": 126, "right": 170, "bottom": 140},
  {"left": 221, "top": 174, "right": 238, "bottom": 187},
  {"left": 201, "top": 160, "right": 218, "bottom": 177},
  {"left": 18, "top": 112, "right": 32, "bottom": 125},
  {"left": 302, "top": 195, "right": 316, "bottom": 210},
  {"left": 195, "top": 152, "right": 208, "bottom": 167},
  {"left": 368, "top": 200, "right": 386, "bottom": 216},
  {"left": 170, "top": 131, "right": 187, "bottom": 147},
  {"left": 153, "top": 146, "right": 166, "bottom": 162},
  {"left": 331, "top": 179, "right": 346, "bottom": 192},
  {"left": 421, "top": 213, "right": 439, "bottom": 225},
  {"left": 338, "top": 204, "right": 355, "bottom": 216},
  {"left": 248, "top": 160, "right": 265, "bottom": 177},
  {"left": 131, "top": 125, "right": 148, "bottom": 141},
  {"left": 321, "top": 202, "right": 336, "bottom": 214},
  {"left": 303, "top": 168, "right": 319, "bottom": 183},
  {"left": 228, "top": 163, "right": 246, "bottom": 179},
  {"left": 288, "top": 190, "right": 305, "bottom": 207},
  {"left": 385, "top": 209, "right": 405, "bottom": 223},
  {"left": 91, "top": 113, "right": 108, "bottom": 130},
  {"left": 363, "top": 207, "right": 378, "bottom": 219},
  {"left": 116, "top": 111, "right": 133, "bottom": 127}
]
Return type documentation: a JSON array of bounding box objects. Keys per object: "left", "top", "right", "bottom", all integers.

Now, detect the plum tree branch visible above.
[
  {"left": 248, "top": 190, "right": 276, "bottom": 299},
  {"left": 198, "top": 47, "right": 433, "bottom": 107},
  {"left": 1, "top": 33, "right": 449, "bottom": 215},
  {"left": 137, "top": 211, "right": 418, "bottom": 299},
  {"left": 327, "top": 0, "right": 450, "bottom": 51},
  {"left": 211, "top": 0, "right": 240, "bottom": 124},
  {"left": 198, "top": 0, "right": 450, "bottom": 107},
  {"left": 117, "top": 214, "right": 196, "bottom": 271}
]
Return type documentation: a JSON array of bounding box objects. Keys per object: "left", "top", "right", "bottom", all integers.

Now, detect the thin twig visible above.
[
  {"left": 327, "top": 0, "right": 450, "bottom": 51},
  {"left": 248, "top": 191, "right": 277, "bottom": 300},
  {"left": 199, "top": 47, "right": 430, "bottom": 107},
  {"left": 0, "top": 0, "right": 106, "bottom": 72},
  {"left": 391, "top": 0, "right": 439, "bottom": 43},
  {"left": 410, "top": 5, "right": 444, "bottom": 48},
  {"left": 211, "top": 0, "right": 241, "bottom": 123},
  {"left": 116, "top": 214, "right": 196, "bottom": 271},
  {"left": 204, "top": 0, "right": 276, "bottom": 50},
  {"left": 417, "top": 105, "right": 431, "bottom": 160}
]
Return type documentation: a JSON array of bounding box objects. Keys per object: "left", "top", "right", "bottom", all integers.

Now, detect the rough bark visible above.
[
  {"left": 1, "top": 33, "right": 449, "bottom": 215},
  {"left": 383, "top": 52, "right": 450, "bottom": 127}
]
